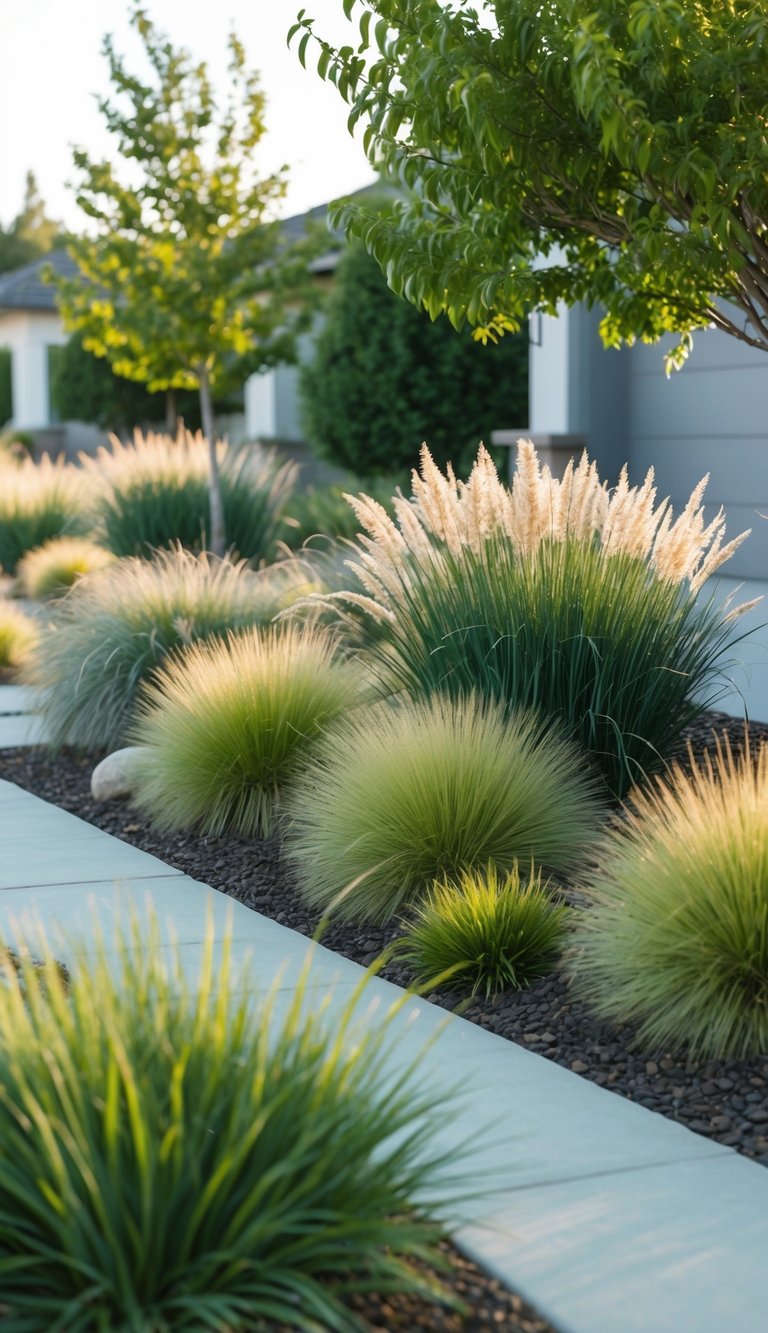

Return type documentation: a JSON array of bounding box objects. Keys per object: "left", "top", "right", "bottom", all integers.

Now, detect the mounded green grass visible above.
[
  {"left": 0, "top": 921, "right": 464, "bottom": 1329},
  {"left": 571, "top": 737, "right": 768, "bottom": 1059},
  {"left": 352, "top": 536, "right": 739, "bottom": 799},
  {"left": 131, "top": 625, "right": 369, "bottom": 837},
  {"left": 24, "top": 548, "right": 311, "bottom": 751},
  {"left": 17, "top": 536, "right": 115, "bottom": 599},
  {"left": 0, "top": 599, "right": 38, "bottom": 673},
  {"left": 287, "top": 693, "right": 604, "bottom": 923},
  {"left": 401, "top": 863, "right": 567, "bottom": 998},
  {"left": 85, "top": 431, "right": 296, "bottom": 562},
  {"left": 0, "top": 455, "right": 86, "bottom": 573}
]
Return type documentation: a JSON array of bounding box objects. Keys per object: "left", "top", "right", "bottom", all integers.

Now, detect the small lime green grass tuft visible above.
[
  {"left": 571, "top": 735, "right": 768, "bottom": 1060},
  {"left": 0, "top": 599, "right": 38, "bottom": 673},
  {"left": 17, "top": 536, "right": 115, "bottom": 599},
  {"left": 131, "top": 623, "right": 370, "bottom": 837},
  {"left": 402, "top": 863, "right": 568, "bottom": 998},
  {"left": 0, "top": 918, "right": 466, "bottom": 1330}
]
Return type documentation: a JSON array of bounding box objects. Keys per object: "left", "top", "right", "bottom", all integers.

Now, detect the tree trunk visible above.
[
  {"left": 198, "top": 368, "right": 226, "bottom": 556},
  {"left": 165, "top": 388, "right": 177, "bottom": 435}
]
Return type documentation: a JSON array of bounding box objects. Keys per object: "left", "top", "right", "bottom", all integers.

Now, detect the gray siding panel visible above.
[
  {"left": 626, "top": 320, "right": 768, "bottom": 585},
  {"left": 627, "top": 438, "right": 768, "bottom": 506},
  {"left": 630, "top": 366, "right": 768, "bottom": 439}
]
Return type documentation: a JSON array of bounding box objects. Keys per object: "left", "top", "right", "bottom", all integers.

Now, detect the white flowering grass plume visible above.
[
  {"left": 131, "top": 624, "right": 370, "bottom": 837},
  {"left": 0, "top": 454, "right": 86, "bottom": 573},
  {"left": 286, "top": 692, "right": 604, "bottom": 923},
  {"left": 323, "top": 440, "right": 753, "bottom": 798},
  {"left": 571, "top": 735, "right": 768, "bottom": 1060},
  {"left": 82, "top": 426, "right": 296, "bottom": 561},
  {"left": 17, "top": 536, "right": 115, "bottom": 599},
  {"left": 24, "top": 546, "right": 312, "bottom": 751}
]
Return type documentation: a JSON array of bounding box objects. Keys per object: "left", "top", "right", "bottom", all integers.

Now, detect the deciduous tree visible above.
[
  {"left": 55, "top": 6, "right": 323, "bottom": 552},
  {"left": 292, "top": 0, "right": 768, "bottom": 369}
]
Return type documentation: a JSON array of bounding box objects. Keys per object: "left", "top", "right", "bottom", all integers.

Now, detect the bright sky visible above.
[{"left": 0, "top": 0, "right": 376, "bottom": 230}]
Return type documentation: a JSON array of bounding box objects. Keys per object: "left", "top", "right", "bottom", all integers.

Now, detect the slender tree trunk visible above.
[
  {"left": 165, "top": 388, "right": 177, "bottom": 435},
  {"left": 198, "top": 367, "right": 226, "bottom": 556}
]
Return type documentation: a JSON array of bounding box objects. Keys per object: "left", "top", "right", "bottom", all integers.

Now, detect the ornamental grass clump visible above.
[
  {"left": 131, "top": 625, "right": 369, "bottom": 837},
  {"left": 17, "top": 535, "right": 115, "bottom": 599},
  {"left": 83, "top": 428, "right": 296, "bottom": 562},
  {"left": 324, "top": 441, "right": 751, "bottom": 798},
  {"left": 279, "top": 475, "right": 400, "bottom": 552},
  {"left": 287, "top": 693, "right": 604, "bottom": 923},
  {"left": 25, "top": 547, "right": 310, "bottom": 751},
  {"left": 0, "top": 923, "right": 463, "bottom": 1330},
  {"left": 402, "top": 863, "right": 567, "bottom": 999},
  {"left": 0, "top": 454, "right": 86, "bottom": 573},
  {"left": 0, "top": 600, "right": 38, "bottom": 674},
  {"left": 571, "top": 737, "right": 768, "bottom": 1060}
]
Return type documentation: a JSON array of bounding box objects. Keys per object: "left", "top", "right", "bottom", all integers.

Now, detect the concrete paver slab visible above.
[
  {"left": 458, "top": 1152, "right": 768, "bottom": 1333},
  {"left": 0, "top": 878, "right": 364, "bottom": 993},
  {"left": 0, "top": 780, "right": 181, "bottom": 887},
  {"left": 252, "top": 977, "right": 728, "bottom": 1191},
  {"left": 0, "top": 714, "right": 46, "bottom": 748},
  {"left": 0, "top": 685, "right": 35, "bottom": 715}
]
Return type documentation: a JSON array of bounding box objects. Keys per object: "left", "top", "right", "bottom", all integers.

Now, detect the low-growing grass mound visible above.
[
  {"left": 287, "top": 693, "right": 604, "bottom": 922},
  {"left": 0, "top": 455, "right": 86, "bottom": 573},
  {"left": 571, "top": 736, "right": 768, "bottom": 1059},
  {"left": 25, "top": 548, "right": 310, "bottom": 751},
  {"left": 0, "top": 924, "right": 463, "bottom": 1330},
  {"left": 132, "top": 625, "right": 369, "bottom": 837},
  {"left": 0, "top": 599, "right": 38, "bottom": 675},
  {"left": 83, "top": 428, "right": 296, "bottom": 562},
  {"left": 17, "top": 536, "right": 114, "bottom": 599},
  {"left": 401, "top": 863, "right": 567, "bottom": 999}
]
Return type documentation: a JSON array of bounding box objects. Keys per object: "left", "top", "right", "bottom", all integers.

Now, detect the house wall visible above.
[
  {"left": 0, "top": 310, "right": 67, "bottom": 429},
  {"left": 529, "top": 303, "right": 768, "bottom": 721},
  {"left": 244, "top": 365, "right": 303, "bottom": 442}
]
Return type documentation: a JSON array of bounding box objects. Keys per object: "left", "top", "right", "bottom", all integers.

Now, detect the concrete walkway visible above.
[
  {"left": 0, "top": 691, "right": 766, "bottom": 1331},
  {"left": 0, "top": 684, "right": 45, "bottom": 746}
]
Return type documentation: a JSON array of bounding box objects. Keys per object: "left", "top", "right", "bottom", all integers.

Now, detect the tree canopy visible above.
[
  {"left": 292, "top": 0, "right": 768, "bottom": 368},
  {"left": 300, "top": 242, "right": 527, "bottom": 477},
  {"left": 0, "top": 173, "right": 64, "bottom": 275},
  {"left": 54, "top": 5, "right": 324, "bottom": 549}
]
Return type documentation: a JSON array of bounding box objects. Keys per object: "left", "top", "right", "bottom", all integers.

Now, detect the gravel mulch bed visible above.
[{"left": 2, "top": 709, "right": 767, "bottom": 1177}]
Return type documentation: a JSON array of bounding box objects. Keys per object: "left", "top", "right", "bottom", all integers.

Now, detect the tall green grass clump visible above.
[
  {"left": 279, "top": 475, "right": 401, "bottom": 552},
  {"left": 325, "top": 442, "right": 751, "bottom": 798},
  {"left": 0, "top": 924, "right": 463, "bottom": 1330},
  {"left": 402, "top": 863, "right": 568, "bottom": 999},
  {"left": 17, "top": 535, "right": 114, "bottom": 599},
  {"left": 571, "top": 737, "right": 768, "bottom": 1060},
  {"left": 131, "top": 625, "right": 369, "bottom": 837},
  {"left": 287, "top": 693, "right": 604, "bottom": 922},
  {"left": 83, "top": 428, "right": 296, "bottom": 562},
  {"left": 0, "top": 454, "right": 86, "bottom": 573},
  {"left": 0, "top": 600, "right": 38, "bottom": 674},
  {"left": 25, "top": 548, "right": 309, "bottom": 751}
]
